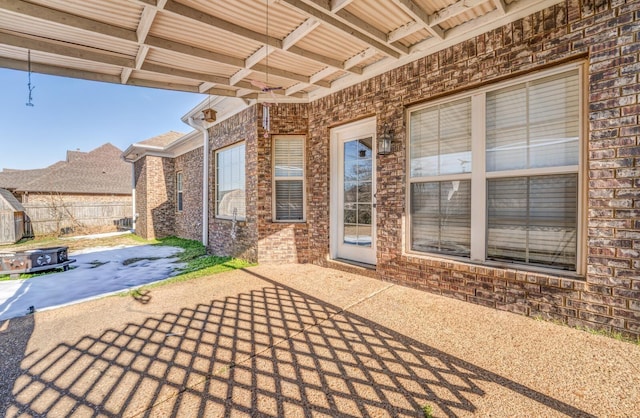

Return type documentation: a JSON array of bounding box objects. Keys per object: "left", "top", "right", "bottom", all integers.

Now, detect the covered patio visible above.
[
  {"left": 1, "top": 264, "right": 638, "bottom": 416},
  {"left": 2, "top": 0, "right": 639, "bottom": 358}
]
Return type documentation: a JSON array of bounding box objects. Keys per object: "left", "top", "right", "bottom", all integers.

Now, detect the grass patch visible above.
[
  {"left": 533, "top": 314, "right": 640, "bottom": 346},
  {"left": 88, "top": 260, "right": 108, "bottom": 269},
  {"left": 122, "top": 257, "right": 160, "bottom": 266},
  {"left": 422, "top": 404, "right": 434, "bottom": 418},
  {"left": 0, "top": 268, "right": 69, "bottom": 281},
  {"left": 125, "top": 236, "right": 256, "bottom": 290},
  {"left": 155, "top": 236, "right": 207, "bottom": 262}
]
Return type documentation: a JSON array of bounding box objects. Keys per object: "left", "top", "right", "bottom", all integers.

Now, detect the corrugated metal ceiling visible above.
[{"left": 0, "top": 0, "right": 562, "bottom": 101}]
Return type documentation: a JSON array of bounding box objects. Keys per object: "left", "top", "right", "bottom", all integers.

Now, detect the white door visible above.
[{"left": 330, "top": 118, "right": 376, "bottom": 265}]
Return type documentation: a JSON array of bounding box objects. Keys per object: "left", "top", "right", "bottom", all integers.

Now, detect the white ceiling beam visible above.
[
  {"left": 230, "top": 68, "right": 253, "bottom": 86},
  {"left": 245, "top": 45, "right": 270, "bottom": 69},
  {"left": 134, "top": 45, "right": 150, "bottom": 69},
  {"left": 159, "top": 0, "right": 357, "bottom": 74},
  {"left": 310, "top": 66, "right": 338, "bottom": 83},
  {"left": 391, "top": 0, "right": 444, "bottom": 40},
  {"left": 282, "top": 18, "right": 320, "bottom": 50},
  {"left": 199, "top": 82, "right": 216, "bottom": 93},
  {"left": 431, "top": 0, "right": 487, "bottom": 26},
  {"left": 343, "top": 47, "right": 376, "bottom": 70},
  {"left": 144, "top": 35, "right": 244, "bottom": 68},
  {"left": 0, "top": 57, "right": 120, "bottom": 84},
  {"left": 120, "top": 68, "right": 133, "bottom": 84},
  {"left": 0, "top": 0, "right": 137, "bottom": 42},
  {"left": 285, "top": 83, "right": 308, "bottom": 96},
  {"left": 494, "top": 0, "right": 508, "bottom": 14},
  {"left": 0, "top": 0, "right": 352, "bottom": 88},
  {"left": 124, "top": 0, "right": 165, "bottom": 84},
  {"left": 140, "top": 62, "right": 232, "bottom": 85},
  {"left": 0, "top": 29, "right": 134, "bottom": 68},
  {"left": 330, "top": 0, "right": 354, "bottom": 12},
  {"left": 387, "top": 22, "right": 422, "bottom": 43},
  {"left": 278, "top": 0, "right": 406, "bottom": 58},
  {"left": 137, "top": 6, "right": 157, "bottom": 43}
]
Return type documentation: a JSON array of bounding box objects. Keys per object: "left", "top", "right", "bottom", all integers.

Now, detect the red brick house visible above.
[{"left": 123, "top": 0, "right": 640, "bottom": 339}]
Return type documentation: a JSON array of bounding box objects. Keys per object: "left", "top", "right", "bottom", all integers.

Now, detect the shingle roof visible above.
[
  {"left": 0, "top": 188, "right": 26, "bottom": 212},
  {"left": 136, "top": 131, "right": 184, "bottom": 148},
  {"left": 0, "top": 143, "right": 131, "bottom": 195}
]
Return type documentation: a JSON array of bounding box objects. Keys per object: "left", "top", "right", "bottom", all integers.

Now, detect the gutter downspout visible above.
[
  {"left": 131, "top": 164, "right": 136, "bottom": 232},
  {"left": 187, "top": 117, "right": 209, "bottom": 247}
]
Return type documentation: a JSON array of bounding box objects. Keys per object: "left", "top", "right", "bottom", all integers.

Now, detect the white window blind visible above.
[
  {"left": 216, "top": 143, "right": 245, "bottom": 219},
  {"left": 487, "top": 175, "right": 578, "bottom": 269},
  {"left": 407, "top": 64, "right": 582, "bottom": 273},
  {"left": 411, "top": 180, "right": 471, "bottom": 256},
  {"left": 176, "top": 172, "right": 183, "bottom": 212},
  {"left": 274, "top": 136, "right": 304, "bottom": 221},
  {"left": 486, "top": 70, "right": 580, "bottom": 171},
  {"left": 410, "top": 98, "right": 472, "bottom": 177}
]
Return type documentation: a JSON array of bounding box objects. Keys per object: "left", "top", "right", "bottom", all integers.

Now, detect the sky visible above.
[{"left": 0, "top": 68, "right": 206, "bottom": 170}]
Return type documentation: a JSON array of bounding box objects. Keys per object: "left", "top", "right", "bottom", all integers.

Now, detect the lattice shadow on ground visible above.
[{"left": 3, "top": 270, "right": 593, "bottom": 417}]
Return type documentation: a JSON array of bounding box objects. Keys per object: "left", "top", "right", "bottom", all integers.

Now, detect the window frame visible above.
[
  {"left": 405, "top": 62, "right": 586, "bottom": 276},
  {"left": 176, "top": 171, "right": 183, "bottom": 212},
  {"left": 215, "top": 141, "right": 246, "bottom": 221},
  {"left": 272, "top": 135, "right": 306, "bottom": 223}
]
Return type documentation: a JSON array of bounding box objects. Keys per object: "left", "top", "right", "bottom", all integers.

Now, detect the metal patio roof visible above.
[{"left": 0, "top": 0, "right": 562, "bottom": 103}]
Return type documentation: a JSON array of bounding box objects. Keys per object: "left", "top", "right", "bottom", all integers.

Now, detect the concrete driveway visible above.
[{"left": 1, "top": 264, "right": 639, "bottom": 417}]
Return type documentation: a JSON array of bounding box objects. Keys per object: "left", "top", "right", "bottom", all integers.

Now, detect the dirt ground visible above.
[
  {"left": 1, "top": 263, "right": 639, "bottom": 417},
  {"left": 0, "top": 233, "right": 147, "bottom": 253}
]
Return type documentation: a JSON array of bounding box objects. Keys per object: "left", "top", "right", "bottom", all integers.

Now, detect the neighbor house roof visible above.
[
  {"left": 0, "top": 0, "right": 560, "bottom": 102},
  {"left": 0, "top": 143, "right": 131, "bottom": 195},
  {"left": 0, "top": 188, "right": 26, "bottom": 212},
  {"left": 122, "top": 130, "right": 198, "bottom": 163},
  {"left": 135, "top": 131, "right": 185, "bottom": 148}
]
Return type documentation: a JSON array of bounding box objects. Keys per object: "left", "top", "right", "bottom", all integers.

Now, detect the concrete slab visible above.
[{"left": 1, "top": 264, "right": 639, "bottom": 417}]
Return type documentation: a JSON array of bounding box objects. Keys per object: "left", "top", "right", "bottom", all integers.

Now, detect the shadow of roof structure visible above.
[{"left": 3, "top": 270, "right": 594, "bottom": 417}]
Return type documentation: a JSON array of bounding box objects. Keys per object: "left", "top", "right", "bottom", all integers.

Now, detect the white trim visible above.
[
  {"left": 406, "top": 62, "right": 585, "bottom": 274},
  {"left": 330, "top": 117, "right": 377, "bottom": 265},
  {"left": 214, "top": 141, "right": 246, "bottom": 221},
  {"left": 470, "top": 93, "right": 485, "bottom": 262}
]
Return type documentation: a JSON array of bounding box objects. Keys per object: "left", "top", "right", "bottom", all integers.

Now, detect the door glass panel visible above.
[{"left": 343, "top": 138, "right": 373, "bottom": 247}]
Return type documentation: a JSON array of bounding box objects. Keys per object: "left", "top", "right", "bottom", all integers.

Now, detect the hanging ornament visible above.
[
  {"left": 262, "top": 103, "right": 270, "bottom": 138},
  {"left": 26, "top": 50, "right": 35, "bottom": 107}
]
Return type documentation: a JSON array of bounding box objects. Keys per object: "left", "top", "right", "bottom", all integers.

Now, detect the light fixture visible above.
[{"left": 377, "top": 123, "right": 394, "bottom": 155}]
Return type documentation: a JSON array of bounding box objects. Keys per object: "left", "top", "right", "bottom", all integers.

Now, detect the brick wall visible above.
[
  {"left": 207, "top": 106, "right": 259, "bottom": 261},
  {"left": 133, "top": 158, "right": 148, "bottom": 239},
  {"left": 257, "top": 104, "right": 311, "bottom": 263},
  {"left": 307, "top": 0, "right": 640, "bottom": 337},
  {"left": 174, "top": 147, "right": 203, "bottom": 241},
  {"left": 134, "top": 155, "right": 175, "bottom": 240}
]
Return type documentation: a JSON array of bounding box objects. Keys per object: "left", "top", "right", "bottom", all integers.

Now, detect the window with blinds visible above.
[
  {"left": 407, "top": 64, "right": 582, "bottom": 273},
  {"left": 409, "top": 97, "right": 472, "bottom": 256},
  {"left": 215, "top": 143, "right": 245, "bottom": 220},
  {"left": 274, "top": 136, "right": 305, "bottom": 221},
  {"left": 411, "top": 180, "right": 471, "bottom": 256},
  {"left": 176, "top": 172, "right": 183, "bottom": 212}
]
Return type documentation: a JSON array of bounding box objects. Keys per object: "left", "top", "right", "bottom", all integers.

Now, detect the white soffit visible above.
[{"left": 0, "top": 0, "right": 564, "bottom": 102}]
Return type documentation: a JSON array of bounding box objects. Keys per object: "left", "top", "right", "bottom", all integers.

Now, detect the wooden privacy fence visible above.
[{"left": 23, "top": 201, "right": 133, "bottom": 236}]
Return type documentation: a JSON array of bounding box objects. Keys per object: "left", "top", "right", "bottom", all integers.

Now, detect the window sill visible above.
[
  {"left": 271, "top": 220, "right": 306, "bottom": 224},
  {"left": 402, "top": 250, "right": 585, "bottom": 281}
]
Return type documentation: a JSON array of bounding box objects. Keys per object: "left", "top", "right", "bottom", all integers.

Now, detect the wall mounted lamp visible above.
[{"left": 377, "top": 123, "right": 394, "bottom": 155}]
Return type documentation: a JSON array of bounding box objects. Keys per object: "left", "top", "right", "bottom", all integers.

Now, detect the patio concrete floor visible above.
[{"left": 1, "top": 263, "right": 638, "bottom": 417}]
